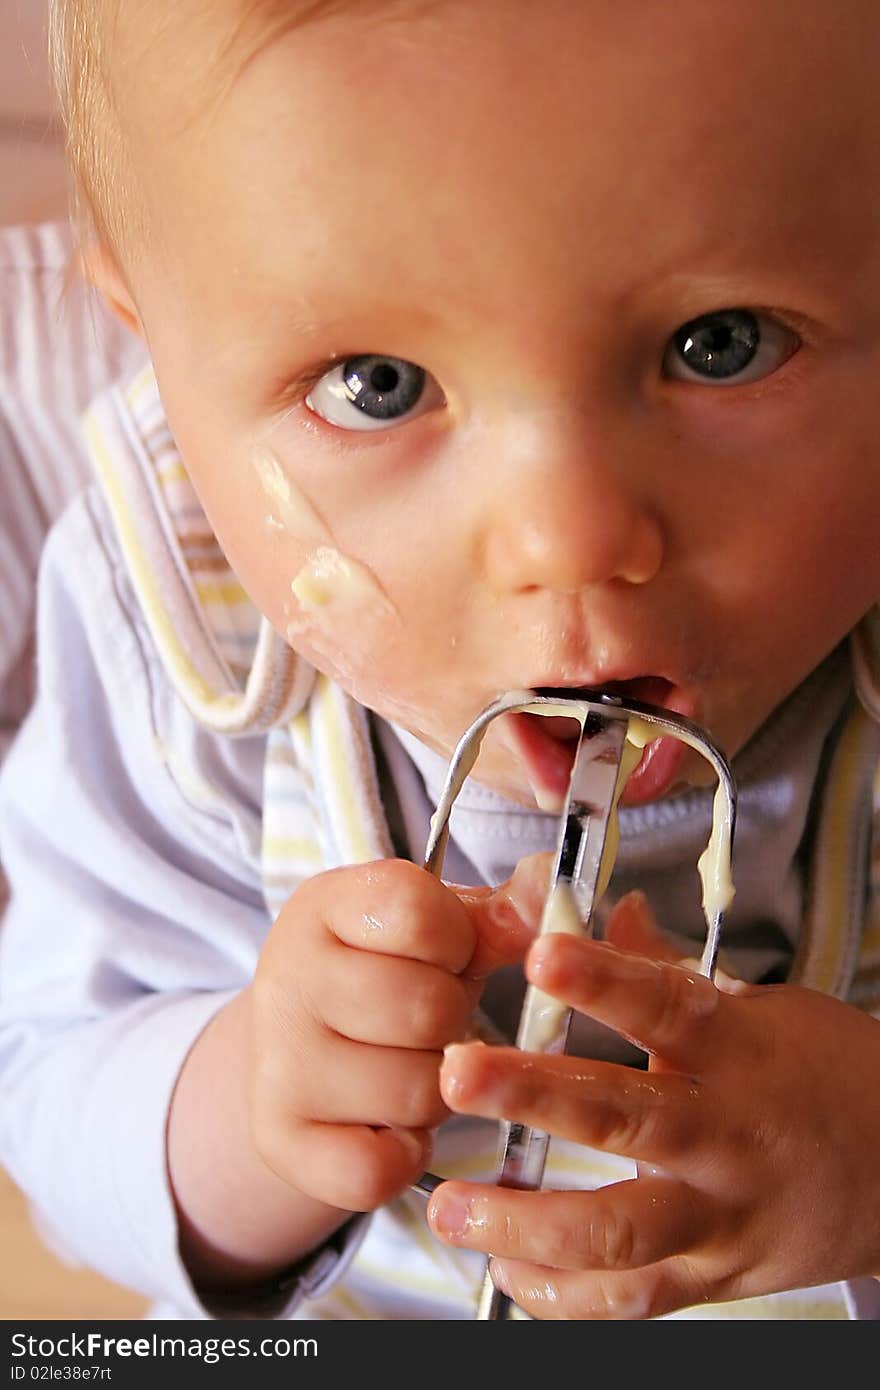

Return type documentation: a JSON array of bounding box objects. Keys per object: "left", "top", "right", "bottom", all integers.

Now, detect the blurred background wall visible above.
[{"left": 0, "top": 0, "right": 70, "bottom": 226}]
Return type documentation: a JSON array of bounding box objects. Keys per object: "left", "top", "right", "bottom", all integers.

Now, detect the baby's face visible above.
[{"left": 104, "top": 0, "right": 880, "bottom": 807}]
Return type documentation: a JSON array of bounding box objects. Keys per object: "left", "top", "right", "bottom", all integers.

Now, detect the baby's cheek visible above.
[
  {"left": 243, "top": 445, "right": 401, "bottom": 684},
  {"left": 243, "top": 444, "right": 483, "bottom": 742},
  {"left": 285, "top": 543, "right": 397, "bottom": 684},
  {"left": 289, "top": 546, "right": 396, "bottom": 619},
  {"left": 284, "top": 551, "right": 434, "bottom": 727}
]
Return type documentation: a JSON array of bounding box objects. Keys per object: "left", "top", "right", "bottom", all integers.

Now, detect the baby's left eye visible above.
[
  {"left": 306, "top": 354, "right": 444, "bottom": 431},
  {"left": 662, "top": 308, "right": 801, "bottom": 386}
]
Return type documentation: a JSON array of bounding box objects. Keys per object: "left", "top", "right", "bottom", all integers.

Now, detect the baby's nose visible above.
[{"left": 480, "top": 437, "right": 664, "bottom": 594}]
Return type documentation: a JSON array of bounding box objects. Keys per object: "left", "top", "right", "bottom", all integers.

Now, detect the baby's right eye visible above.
[{"left": 306, "top": 354, "right": 444, "bottom": 432}]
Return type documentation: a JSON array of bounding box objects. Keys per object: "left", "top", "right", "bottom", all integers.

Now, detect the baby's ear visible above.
[{"left": 79, "top": 240, "right": 145, "bottom": 340}]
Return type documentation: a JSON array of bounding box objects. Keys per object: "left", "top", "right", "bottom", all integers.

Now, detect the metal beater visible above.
[{"left": 415, "top": 687, "right": 737, "bottom": 1321}]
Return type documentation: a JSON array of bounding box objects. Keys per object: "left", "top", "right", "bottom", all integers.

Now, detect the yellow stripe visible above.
[
  {"left": 438, "top": 1150, "right": 501, "bottom": 1182},
  {"left": 815, "top": 715, "right": 863, "bottom": 988},
  {"left": 354, "top": 1250, "right": 469, "bottom": 1302},
  {"left": 123, "top": 366, "right": 156, "bottom": 408},
  {"left": 854, "top": 606, "right": 880, "bottom": 697},
  {"left": 156, "top": 461, "right": 190, "bottom": 486},
  {"left": 193, "top": 579, "right": 250, "bottom": 607},
  {"left": 290, "top": 708, "right": 313, "bottom": 753},
  {"left": 317, "top": 1284, "right": 375, "bottom": 1319},
  {"left": 801, "top": 709, "right": 866, "bottom": 992},
  {"left": 318, "top": 679, "right": 374, "bottom": 863},
  {"left": 397, "top": 1198, "right": 479, "bottom": 1291},
  {"left": 85, "top": 414, "right": 238, "bottom": 715},
  {"left": 860, "top": 917, "right": 880, "bottom": 954},
  {"left": 143, "top": 443, "right": 179, "bottom": 473},
  {"left": 261, "top": 835, "right": 323, "bottom": 863},
  {"left": 669, "top": 1295, "right": 848, "bottom": 1320}
]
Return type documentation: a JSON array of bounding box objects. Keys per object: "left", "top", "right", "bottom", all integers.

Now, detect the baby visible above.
[{"left": 1, "top": 0, "right": 879, "bottom": 1320}]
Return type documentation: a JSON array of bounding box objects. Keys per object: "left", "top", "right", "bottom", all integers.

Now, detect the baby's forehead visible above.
[
  {"left": 113, "top": 0, "right": 422, "bottom": 70},
  {"left": 97, "top": 0, "right": 880, "bottom": 290},
  {"left": 115, "top": 1, "right": 876, "bottom": 107},
  {"left": 104, "top": 0, "right": 438, "bottom": 146}
]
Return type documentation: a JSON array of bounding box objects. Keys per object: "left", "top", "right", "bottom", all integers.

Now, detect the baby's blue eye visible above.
[
  {"left": 663, "top": 308, "right": 800, "bottom": 386},
  {"left": 306, "top": 354, "right": 443, "bottom": 431}
]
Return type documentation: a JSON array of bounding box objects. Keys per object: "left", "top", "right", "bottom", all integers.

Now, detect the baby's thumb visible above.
[
  {"left": 604, "top": 890, "right": 684, "bottom": 964},
  {"left": 456, "top": 852, "right": 553, "bottom": 978}
]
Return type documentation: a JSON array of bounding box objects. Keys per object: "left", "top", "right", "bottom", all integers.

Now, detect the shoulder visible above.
[
  {"left": 39, "top": 480, "right": 163, "bottom": 702},
  {"left": 35, "top": 485, "right": 268, "bottom": 879}
]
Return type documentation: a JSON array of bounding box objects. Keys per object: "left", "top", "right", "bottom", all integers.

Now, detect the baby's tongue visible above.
[
  {"left": 502, "top": 711, "right": 582, "bottom": 812},
  {"left": 503, "top": 678, "right": 684, "bottom": 811}
]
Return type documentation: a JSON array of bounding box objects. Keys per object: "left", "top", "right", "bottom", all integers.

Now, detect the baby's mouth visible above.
[{"left": 500, "top": 677, "right": 691, "bottom": 811}]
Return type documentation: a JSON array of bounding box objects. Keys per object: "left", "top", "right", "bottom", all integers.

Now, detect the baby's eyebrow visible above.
[
  {"left": 224, "top": 0, "right": 442, "bottom": 87},
  {"left": 220, "top": 2, "right": 349, "bottom": 87}
]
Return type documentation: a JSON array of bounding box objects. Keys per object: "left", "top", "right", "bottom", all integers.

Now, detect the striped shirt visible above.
[{"left": 0, "top": 219, "right": 144, "bottom": 768}]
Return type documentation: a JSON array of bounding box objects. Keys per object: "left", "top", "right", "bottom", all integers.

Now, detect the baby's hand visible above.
[
  {"left": 427, "top": 892, "right": 880, "bottom": 1318},
  {"left": 247, "top": 857, "right": 542, "bottom": 1213}
]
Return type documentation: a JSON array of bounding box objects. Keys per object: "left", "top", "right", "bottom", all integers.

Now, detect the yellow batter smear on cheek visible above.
[
  {"left": 252, "top": 449, "right": 329, "bottom": 544},
  {"left": 290, "top": 544, "right": 397, "bottom": 622},
  {"left": 290, "top": 546, "right": 397, "bottom": 614}
]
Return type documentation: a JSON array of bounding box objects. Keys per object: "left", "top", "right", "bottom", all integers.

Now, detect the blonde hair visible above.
[
  {"left": 47, "top": 0, "right": 371, "bottom": 260},
  {"left": 49, "top": 0, "right": 130, "bottom": 253}
]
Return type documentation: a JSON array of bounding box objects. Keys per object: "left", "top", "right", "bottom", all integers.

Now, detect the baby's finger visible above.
[
  {"left": 257, "top": 1115, "right": 430, "bottom": 1212},
  {"left": 527, "top": 933, "right": 721, "bottom": 1068},
  {"left": 604, "top": 891, "right": 684, "bottom": 964},
  {"left": 487, "top": 1253, "right": 711, "bottom": 1321},
  {"left": 440, "top": 1042, "right": 705, "bottom": 1167},
  {"left": 258, "top": 1031, "right": 449, "bottom": 1130},
  {"left": 428, "top": 1174, "right": 709, "bottom": 1274},
  {"left": 313, "top": 944, "right": 480, "bottom": 1047},
  {"left": 315, "top": 860, "right": 477, "bottom": 973},
  {"left": 454, "top": 852, "right": 551, "bottom": 978}
]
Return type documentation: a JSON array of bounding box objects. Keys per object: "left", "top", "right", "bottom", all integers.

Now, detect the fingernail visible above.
[
  {"left": 430, "top": 1189, "right": 472, "bottom": 1239},
  {"left": 620, "top": 889, "right": 652, "bottom": 925},
  {"left": 490, "top": 1257, "right": 511, "bottom": 1295},
  {"left": 478, "top": 882, "right": 539, "bottom": 950},
  {"left": 440, "top": 1041, "right": 481, "bottom": 1105},
  {"left": 526, "top": 934, "right": 554, "bottom": 975},
  {"left": 712, "top": 964, "right": 749, "bottom": 994},
  {"left": 506, "top": 853, "right": 553, "bottom": 927}
]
